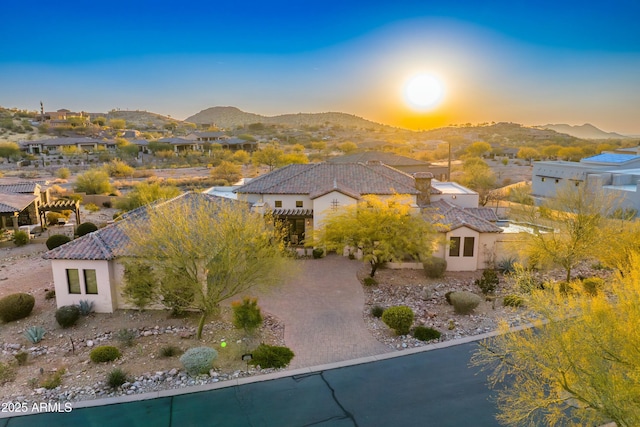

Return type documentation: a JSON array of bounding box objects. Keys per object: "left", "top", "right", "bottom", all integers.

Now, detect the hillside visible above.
[
  {"left": 540, "top": 123, "right": 628, "bottom": 139},
  {"left": 106, "top": 110, "right": 180, "bottom": 129},
  {"left": 421, "top": 122, "right": 579, "bottom": 145},
  {"left": 185, "top": 106, "right": 391, "bottom": 130}
]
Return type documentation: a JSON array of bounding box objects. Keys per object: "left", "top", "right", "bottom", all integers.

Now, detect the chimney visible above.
[{"left": 413, "top": 172, "right": 434, "bottom": 207}]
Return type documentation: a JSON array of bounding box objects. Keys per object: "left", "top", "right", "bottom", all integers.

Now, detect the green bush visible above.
[
  {"left": 179, "top": 347, "right": 218, "bottom": 376},
  {"left": 412, "top": 326, "right": 441, "bottom": 341},
  {"left": 423, "top": 257, "right": 447, "bottom": 278},
  {"left": 445, "top": 291, "right": 454, "bottom": 305},
  {"left": 45, "top": 289, "right": 56, "bottom": 300},
  {"left": 450, "top": 291, "right": 482, "bottom": 314},
  {"left": 90, "top": 346, "right": 122, "bottom": 363},
  {"left": 115, "top": 328, "right": 136, "bottom": 347},
  {"left": 312, "top": 248, "right": 324, "bottom": 259},
  {"left": 232, "top": 297, "right": 263, "bottom": 333},
  {"left": 381, "top": 305, "right": 414, "bottom": 335},
  {"left": 40, "top": 368, "right": 65, "bottom": 389},
  {"left": 76, "top": 222, "right": 98, "bottom": 237},
  {"left": 582, "top": 277, "right": 604, "bottom": 296},
  {"left": 106, "top": 368, "right": 129, "bottom": 388},
  {"left": 46, "top": 234, "right": 71, "bottom": 250},
  {"left": 55, "top": 305, "right": 80, "bottom": 328},
  {"left": 159, "top": 345, "right": 182, "bottom": 358},
  {"left": 250, "top": 344, "right": 295, "bottom": 369},
  {"left": 363, "top": 277, "right": 378, "bottom": 286},
  {"left": 13, "top": 230, "right": 29, "bottom": 246},
  {"left": 503, "top": 294, "right": 525, "bottom": 308},
  {"left": 0, "top": 293, "right": 35, "bottom": 322},
  {"left": 84, "top": 203, "right": 100, "bottom": 213},
  {"left": 370, "top": 305, "right": 385, "bottom": 318},
  {"left": 475, "top": 269, "right": 499, "bottom": 295},
  {"left": 14, "top": 352, "right": 28, "bottom": 366},
  {"left": 23, "top": 326, "right": 45, "bottom": 343},
  {"left": 46, "top": 211, "right": 65, "bottom": 226},
  {"left": 0, "top": 362, "right": 16, "bottom": 385}
]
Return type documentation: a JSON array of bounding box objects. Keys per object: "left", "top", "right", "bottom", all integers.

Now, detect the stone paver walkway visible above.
[{"left": 257, "top": 254, "right": 389, "bottom": 369}]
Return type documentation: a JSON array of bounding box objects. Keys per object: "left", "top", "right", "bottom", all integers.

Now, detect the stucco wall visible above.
[
  {"left": 51, "top": 259, "right": 117, "bottom": 313},
  {"left": 444, "top": 228, "right": 480, "bottom": 271},
  {"left": 312, "top": 191, "right": 358, "bottom": 228}
]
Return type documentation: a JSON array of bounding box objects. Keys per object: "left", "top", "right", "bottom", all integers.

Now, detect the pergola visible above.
[{"left": 38, "top": 199, "right": 81, "bottom": 229}]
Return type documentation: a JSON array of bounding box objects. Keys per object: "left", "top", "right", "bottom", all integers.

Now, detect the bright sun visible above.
[{"left": 404, "top": 74, "right": 445, "bottom": 111}]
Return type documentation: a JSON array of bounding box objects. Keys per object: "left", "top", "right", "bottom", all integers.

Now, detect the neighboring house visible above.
[
  {"left": 235, "top": 162, "right": 502, "bottom": 271},
  {"left": 157, "top": 137, "right": 202, "bottom": 152},
  {"left": 185, "top": 131, "right": 226, "bottom": 142},
  {"left": 0, "top": 181, "right": 49, "bottom": 229},
  {"left": 43, "top": 193, "right": 238, "bottom": 313},
  {"left": 327, "top": 151, "right": 449, "bottom": 180},
  {"left": 19, "top": 137, "right": 116, "bottom": 154},
  {"left": 532, "top": 152, "right": 640, "bottom": 213},
  {"left": 185, "top": 132, "right": 257, "bottom": 152}
]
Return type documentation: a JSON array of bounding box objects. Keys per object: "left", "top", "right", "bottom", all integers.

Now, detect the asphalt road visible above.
[{"left": 2, "top": 342, "right": 500, "bottom": 427}]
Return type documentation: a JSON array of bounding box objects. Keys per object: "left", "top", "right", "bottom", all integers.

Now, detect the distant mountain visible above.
[
  {"left": 540, "top": 123, "right": 628, "bottom": 139},
  {"left": 106, "top": 110, "right": 176, "bottom": 128},
  {"left": 185, "top": 106, "right": 391, "bottom": 130}
]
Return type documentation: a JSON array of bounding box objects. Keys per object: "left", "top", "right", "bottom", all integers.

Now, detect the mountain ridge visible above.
[{"left": 540, "top": 123, "right": 628, "bottom": 139}]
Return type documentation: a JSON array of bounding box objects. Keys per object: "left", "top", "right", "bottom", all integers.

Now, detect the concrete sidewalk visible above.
[{"left": 257, "top": 254, "right": 389, "bottom": 368}]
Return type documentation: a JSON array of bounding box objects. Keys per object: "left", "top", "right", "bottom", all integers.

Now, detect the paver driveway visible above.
[{"left": 257, "top": 254, "right": 389, "bottom": 368}]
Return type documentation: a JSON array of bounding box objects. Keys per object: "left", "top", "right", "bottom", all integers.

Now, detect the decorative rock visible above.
[{"left": 86, "top": 340, "right": 94, "bottom": 348}]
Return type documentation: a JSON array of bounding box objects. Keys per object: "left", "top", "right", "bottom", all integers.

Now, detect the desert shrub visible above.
[
  {"left": 496, "top": 257, "right": 517, "bottom": 274},
  {"left": 76, "top": 222, "right": 98, "bottom": 237},
  {"left": 84, "top": 203, "right": 100, "bottom": 213},
  {"left": 381, "top": 305, "right": 414, "bottom": 335},
  {"left": 23, "top": 326, "right": 45, "bottom": 343},
  {"left": 450, "top": 291, "right": 482, "bottom": 314},
  {"left": 106, "top": 368, "right": 129, "bottom": 388},
  {"left": 46, "top": 234, "right": 71, "bottom": 250},
  {"left": 55, "top": 305, "right": 80, "bottom": 328},
  {"left": 40, "top": 368, "right": 65, "bottom": 389},
  {"left": 0, "top": 293, "right": 35, "bottom": 322},
  {"left": 77, "top": 299, "right": 94, "bottom": 315},
  {"left": 46, "top": 211, "right": 64, "bottom": 225},
  {"left": 90, "top": 346, "right": 122, "bottom": 363},
  {"left": 445, "top": 291, "right": 454, "bottom": 305},
  {"left": 102, "top": 200, "right": 112, "bottom": 208},
  {"left": 159, "top": 345, "right": 182, "bottom": 358},
  {"left": 232, "top": 297, "right": 263, "bottom": 333},
  {"left": 413, "top": 326, "right": 441, "bottom": 341},
  {"left": 512, "top": 263, "right": 541, "bottom": 294},
  {"left": 13, "top": 230, "right": 29, "bottom": 246},
  {"left": 582, "top": 277, "right": 604, "bottom": 296},
  {"left": 475, "top": 269, "right": 499, "bottom": 295},
  {"left": 14, "top": 352, "right": 28, "bottom": 366},
  {"left": 423, "top": 257, "right": 447, "bottom": 278},
  {"left": 179, "top": 347, "right": 218, "bottom": 376},
  {"left": 370, "top": 305, "right": 385, "bottom": 318},
  {"left": 115, "top": 328, "right": 136, "bottom": 347},
  {"left": 0, "top": 362, "right": 16, "bottom": 385},
  {"left": 55, "top": 167, "right": 71, "bottom": 179},
  {"left": 122, "top": 261, "right": 157, "bottom": 309},
  {"left": 45, "top": 290, "right": 56, "bottom": 300},
  {"left": 250, "top": 344, "right": 295, "bottom": 369},
  {"left": 503, "top": 294, "right": 525, "bottom": 308},
  {"left": 363, "top": 277, "right": 378, "bottom": 286},
  {"left": 312, "top": 248, "right": 324, "bottom": 259}
]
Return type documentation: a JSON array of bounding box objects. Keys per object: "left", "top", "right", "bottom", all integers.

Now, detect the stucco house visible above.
[
  {"left": 43, "top": 193, "right": 238, "bottom": 313},
  {"left": 235, "top": 161, "right": 503, "bottom": 271},
  {"left": 19, "top": 137, "right": 116, "bottom": 155},
  {"left": 532, "top": 152, "right": 640, "bottom": 214}
]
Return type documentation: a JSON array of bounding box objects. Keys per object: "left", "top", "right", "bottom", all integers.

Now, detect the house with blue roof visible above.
[{"left": 532, "top": 152, "right": 640, "bottom": 214}]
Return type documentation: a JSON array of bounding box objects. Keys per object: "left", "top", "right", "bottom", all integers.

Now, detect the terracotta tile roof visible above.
[
  {"left": 235, "top": 163, "right": 419, "bottom": 196},
  {"left": 271, "top": 208, "right": 313, "bottom": 217},
  {"left": 424, "top": 200, "right": 503, "bottom": 233},
  {"left": 43, "top": 193, "right": 243, "bottom": 261}
]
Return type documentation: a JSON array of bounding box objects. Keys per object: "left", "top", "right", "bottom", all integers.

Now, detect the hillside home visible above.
[
  {"left": 235, "top": 162, "right": 503, "bottom": 271},
  {"left": 0, "top": 182, "right": 50, "bottom": 230},
  {"left": 43, "top": 193, "right": 237, "bottom": 313},
  {"left": 19, "top": 137, "right": 116, "bottom": 155},
  {"left": 532, "top": 153, "right": 640, "bottom": 214}
]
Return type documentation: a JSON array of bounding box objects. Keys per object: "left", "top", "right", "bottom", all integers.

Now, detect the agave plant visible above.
[
  {"left": 77, "top": 300, "right": 94, "bottom": 316},
  {"left": 23, "top": 326, "right": 45, "bottom": 344}
]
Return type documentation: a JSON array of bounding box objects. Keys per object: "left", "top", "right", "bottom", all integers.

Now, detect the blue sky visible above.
[{"left": 2, "top": 0, "right": 640, "bottom": 133}]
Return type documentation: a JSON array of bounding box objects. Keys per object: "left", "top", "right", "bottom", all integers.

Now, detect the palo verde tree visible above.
[
  {"left": 122, "top": 193, "right": 293, "bottom": 339},
  {"left": 74, "top": 169, "right": 114, "bottom": 195},
  {"left": 514, "top": 183, "right": 618, "bottom": 283},
  {"left": 471, "top": 252, "right": 640, "bottom": 427},
  {"left": 315, "top": 194, "right": 438, "bottom": 277},
  {"left": 115, "top": 181, "right": 181, "bottom": 212}
]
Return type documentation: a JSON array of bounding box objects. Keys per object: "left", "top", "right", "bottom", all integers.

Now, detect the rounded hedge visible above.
[
  {"left": 381, "top": 305, "right": 414, "bottom": 335},
  {"left": 76, "top": 222, "right": 98, "bottom": 237},
  {"left": 250, "top": 344, "right": 294, "bottom": 369},
  {"left": 46, "top": 234, "right": 71, "bottom": 250},
  {"left": 450, "top": 291, "right": 482, "bottom": 315},
  {"left": 55, "top": 305, "right": 80, "bottom": 328},
  {"left": 90, "top": 346, "right": 122, "bottom": 363},
  {"left": 0, "top": 293, "right": 35, "bottom": 322},
  {"left": 180, "top": 347, "right": 218, "bottom": 376},
  {"left": 413, "top": 326, "right": 442, "bottom": 342}
]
